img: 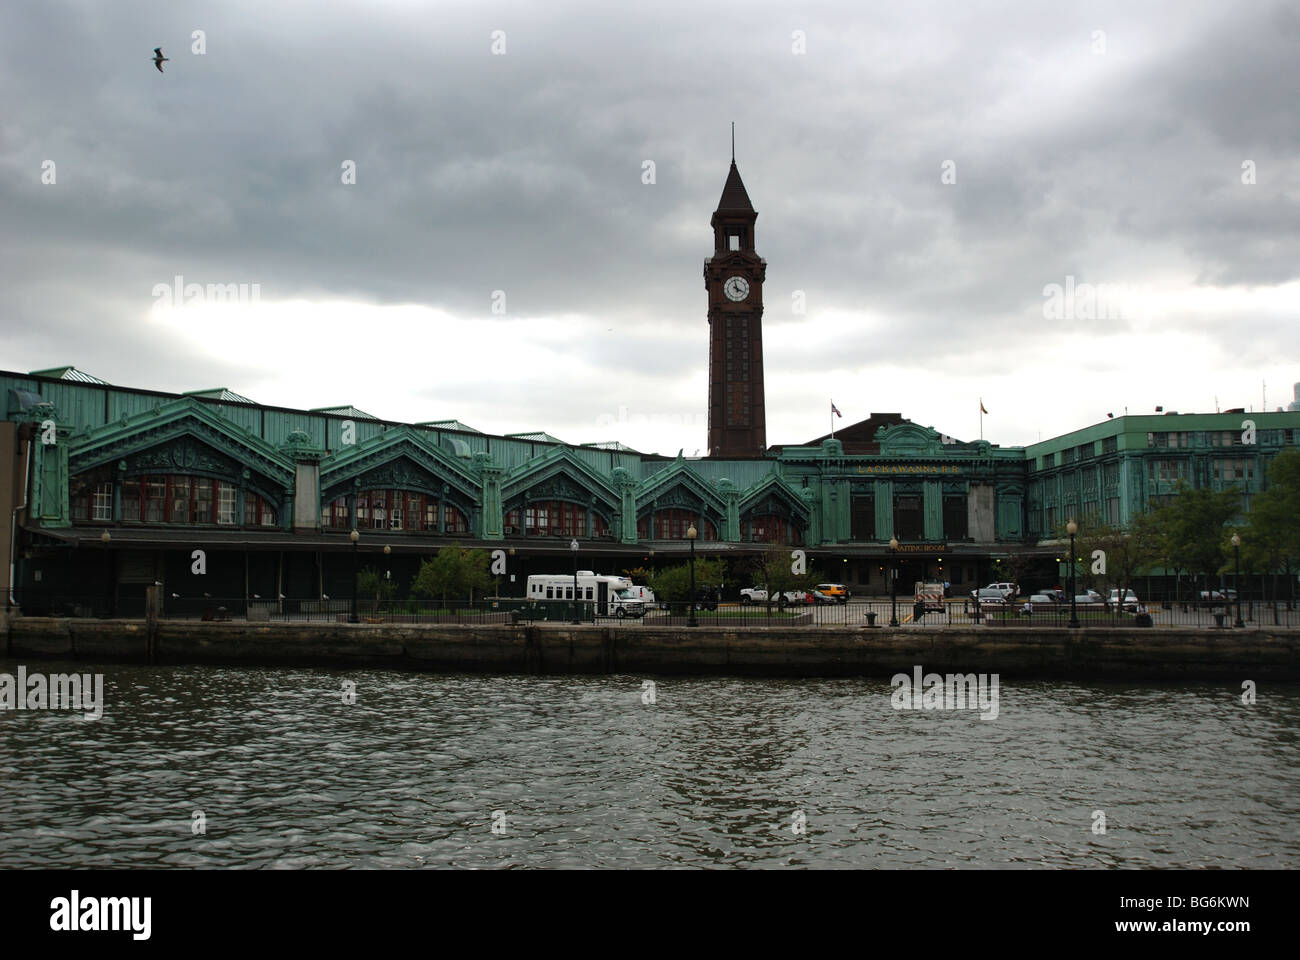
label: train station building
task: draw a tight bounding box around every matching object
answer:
[4,159,1299,613]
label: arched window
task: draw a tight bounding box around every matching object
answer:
[321,490,468,534]
[747,515,801,545]
[503,501,610,538]
[105,475,276,526]
[637,510,717,540]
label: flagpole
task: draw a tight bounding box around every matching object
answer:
[979,398,983,441]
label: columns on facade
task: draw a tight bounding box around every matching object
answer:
[922,479,942,541]
[719,478,740,541]
[32,424,70,528]
[280,431,323,534]
[612,468,638,544]
[476,453,503,540]
[873,479,893,542]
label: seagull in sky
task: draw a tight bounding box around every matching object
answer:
[152,47,169,73]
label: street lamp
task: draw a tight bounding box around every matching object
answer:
[888,537,899,626]
[349,528,360,623]
[1067,520,1079,628]
[100,529,113,617]
[570,537,580,623]
[687,524,698,627]
[1232,532,1244,628]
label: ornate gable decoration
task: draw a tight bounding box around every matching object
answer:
[126,436,238,478]
[875,422,945,458]
[525,473,589,503]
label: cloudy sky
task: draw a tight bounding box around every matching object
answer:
[2,0,1297,455]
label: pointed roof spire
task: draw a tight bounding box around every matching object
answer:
[715,160,755,214]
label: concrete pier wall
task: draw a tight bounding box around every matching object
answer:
[4,617,1299,680]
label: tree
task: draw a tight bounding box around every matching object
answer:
[1074,516,1160,608]
[411,543,495,607]
[648,557,727,602]
[1242,450,1300,608]
[745,543,822,610]
[356,565,398,615]
[1159,483,1241,598]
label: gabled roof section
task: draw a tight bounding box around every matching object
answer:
[184,388,257,404]
[499,445,619,504]
[418,419,482,434]
[29,366,109,384]
[66,396,295,483]
[312,405,379,420]
[582,440,642,453]
[715,161,755,214]
[507,431,565,444]
[318,425,480,500]
[635,458,728,515]
[737,471,811,518]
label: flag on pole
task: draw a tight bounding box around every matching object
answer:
[980,400,988,414]
[831,402,842,418]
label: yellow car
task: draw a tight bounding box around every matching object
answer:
[813,583,849,604]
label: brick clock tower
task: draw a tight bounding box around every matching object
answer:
[704,157,767,457]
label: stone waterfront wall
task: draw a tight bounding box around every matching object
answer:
[4,617,1299,680]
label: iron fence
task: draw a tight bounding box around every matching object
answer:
[7,591,1300,628]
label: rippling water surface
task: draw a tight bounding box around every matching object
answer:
[2,659,1297,868]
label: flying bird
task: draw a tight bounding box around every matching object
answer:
[153,47,169,73]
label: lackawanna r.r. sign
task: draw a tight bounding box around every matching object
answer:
[857,464,962,474]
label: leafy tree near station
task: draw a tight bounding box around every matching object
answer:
[1073,515,1160,606]
[1156,483,1241,599]
[1240,450,1300,607]
[411,542,495,607]
[745,543,822,610]
[357,566,398,615]
[649,557,728,602]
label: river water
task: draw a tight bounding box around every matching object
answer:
[2,659,1296,869]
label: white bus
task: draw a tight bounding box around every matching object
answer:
[525,571,646,618]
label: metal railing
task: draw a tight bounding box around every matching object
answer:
[7,592,1300,628]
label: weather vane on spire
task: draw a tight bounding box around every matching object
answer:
[731,122,735,163]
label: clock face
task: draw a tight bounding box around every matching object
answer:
[723,276,750,302]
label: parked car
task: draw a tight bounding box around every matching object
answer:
[971,582,1019,601]
[1198,589,1227,602]
[813,583,850,604]
[739,587,808,605]
[1074,593,1103,606]
[1106,589,1140,612]
[1027,593,1058,604]
[624,585,658,609]
[693,585,721,611]
[971,588,1007,605]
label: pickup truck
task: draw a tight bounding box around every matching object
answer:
[740,587,809,605]
[970,582,1018,601]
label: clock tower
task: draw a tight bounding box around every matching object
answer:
[704,158,767,457]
